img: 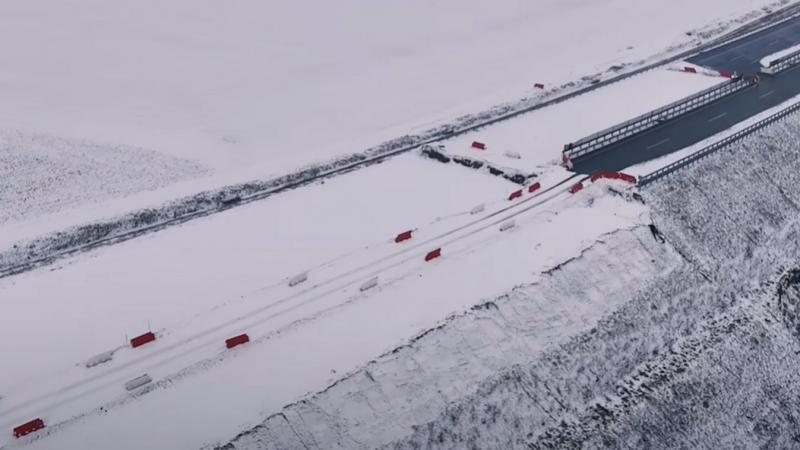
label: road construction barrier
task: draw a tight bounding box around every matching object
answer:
[85,350,114,368]
[569,182,584,194]
[395,230,413,243]
[469,204,486,215]
[125,374,152,391]
[562,77,757,162]
[471,141,486,150]
[13,419,45,439]
[508,189,523,201]
[288,272,308,287]
[130,331,156,348]
[528,182,541,193]
[425,248,442,262]
[499,220,516,232]
[590,171,636,184]
[226,334,250,349]
[360,276,379,292]
[683,66,697,73]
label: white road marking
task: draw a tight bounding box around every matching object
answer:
[760,90,776,99]
[646,138,670,150]
[708,112,728,123]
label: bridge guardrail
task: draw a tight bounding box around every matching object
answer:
[563,76,757,162]
[638,101,800,186]
[762,47,800,74]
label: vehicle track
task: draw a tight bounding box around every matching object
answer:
[0,173,584,436]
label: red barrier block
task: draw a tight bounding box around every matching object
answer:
[719,70,733,78]
[591,171,636,184]
[590,171,619,182]
[395,230,413,243]
[534,83,545,89]
[225,334,250,349]
[508,189,523,201]
[528,182,541,194]
[14,418,44,438]
[424,248,441,262]
[471,141,486,150]
[683,66,697,73]
[568,182,584,194]
[130,331,156,348]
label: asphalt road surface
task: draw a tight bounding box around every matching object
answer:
[572,15,800,174]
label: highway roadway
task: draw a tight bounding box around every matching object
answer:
[572,15,800,174]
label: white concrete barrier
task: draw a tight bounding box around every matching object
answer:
[289,272,308,287]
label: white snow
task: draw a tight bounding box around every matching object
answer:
[0,0,787,232]
[760,42,800,67]
[1,1,796,448]
[1,172,648,450]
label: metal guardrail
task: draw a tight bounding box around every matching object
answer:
[637,101,800,186]
[563,77,757,161]
[762,47,800,73]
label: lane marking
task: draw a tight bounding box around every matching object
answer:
[760,90,775,99]
[708,112,728,123]
[646,138,670,150]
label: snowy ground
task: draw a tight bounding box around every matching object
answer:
[3,1,800,448]
[0,158,648,449]
[219,104,800,450]
[0,0,791,239]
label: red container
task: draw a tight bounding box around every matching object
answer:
[568,182,584,194]
[528,182,541,193]
[719,70,733,78]
[130,331,156,348]
[508,190,523,201]
[394,230,413,243]
[471,141,486,150]
[225,334,250,349]
[14,418,44,438]
[683,66,697,73]
[424,248,442,262]
[618,173,637,184]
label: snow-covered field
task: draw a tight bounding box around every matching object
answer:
[0,159,648,449]
[3,1,800,449]
[0,0,791,236]
[220,107,800,449]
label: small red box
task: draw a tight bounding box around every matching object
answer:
[528,182,541,193]
[395,230,413,243]
[14,418,45,438]
[508,190,523,201]
[471,141,486,150]
[225,334,250,349]
[424,248,441,262]
[130,331,156,348]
